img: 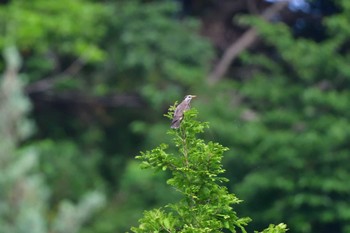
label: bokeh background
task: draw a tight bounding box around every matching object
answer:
[1,0,350,232]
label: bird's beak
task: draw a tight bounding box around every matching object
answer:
[191,95,197,98]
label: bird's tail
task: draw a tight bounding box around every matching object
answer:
[170,120,180,129]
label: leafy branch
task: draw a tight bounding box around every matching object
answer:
[131,106,287,233]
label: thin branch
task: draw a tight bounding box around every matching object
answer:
[208,1,289,84]
[29,91,146,108]
[25,57,86,94]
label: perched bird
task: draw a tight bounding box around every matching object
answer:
[171,95,196,129]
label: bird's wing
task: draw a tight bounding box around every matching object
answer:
[173,105,183,118]
[171,102,191,128]
[173,102,189,118]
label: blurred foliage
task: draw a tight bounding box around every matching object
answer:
[37,139,105,203]
[0,45,46,233]
[0,0,106,62]
[0,0,215,231]
[83,160,180,233]
[0,45,104,233]
[1,0,350,232]
[102,0,213,107]
[197,1,350,233]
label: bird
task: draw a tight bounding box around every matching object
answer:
[171,95,196,129]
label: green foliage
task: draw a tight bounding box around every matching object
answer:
[209,2,350,233]
[51,191,105,233]
[0,1,216,231]
[0,45,104,233]
[106,0,213,106]
[86,161,181,233]
[256,224,288,233]
[6,0,350,232]
[131,107,287,233]
[37,139,105,203]
[0,0,106,62]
